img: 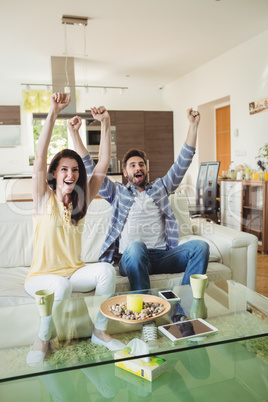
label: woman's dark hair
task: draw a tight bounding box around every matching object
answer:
[47,149,88,226]
[122,149,147,170]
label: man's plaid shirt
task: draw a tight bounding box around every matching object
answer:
[82,142,195,263]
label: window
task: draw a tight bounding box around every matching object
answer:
[33,119,68,164]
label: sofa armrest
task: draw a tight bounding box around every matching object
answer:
[191,218,258,290]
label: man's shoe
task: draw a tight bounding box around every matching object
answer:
[91,334,126,351]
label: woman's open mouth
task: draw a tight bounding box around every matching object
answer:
[64,180,74,186]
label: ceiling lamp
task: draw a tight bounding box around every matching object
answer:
[62,15,88,26]
[21,83,128,91]
[21,15,128,96]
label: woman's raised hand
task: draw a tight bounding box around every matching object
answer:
[51,93,71,114]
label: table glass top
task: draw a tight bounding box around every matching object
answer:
[1,280,268,382]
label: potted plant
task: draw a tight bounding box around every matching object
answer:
[256,143,268,180]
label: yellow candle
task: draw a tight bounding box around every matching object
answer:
[127,295,143,312]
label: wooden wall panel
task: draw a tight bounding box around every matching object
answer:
[144,111,174,181]
[107,110,173,181]
[114,111,145,163]
[0,106,21,125]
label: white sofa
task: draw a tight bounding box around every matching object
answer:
[0,193,258,347]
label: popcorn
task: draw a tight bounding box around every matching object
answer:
[108,301,164,321]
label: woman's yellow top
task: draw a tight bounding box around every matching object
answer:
[26,191,85,281]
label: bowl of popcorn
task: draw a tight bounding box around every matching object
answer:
[100,294,171,323]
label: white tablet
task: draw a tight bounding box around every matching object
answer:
[158,318,218,342]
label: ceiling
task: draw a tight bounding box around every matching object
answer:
[1,0,268,90]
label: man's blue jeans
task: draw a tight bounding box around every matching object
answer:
[119,240,209,291]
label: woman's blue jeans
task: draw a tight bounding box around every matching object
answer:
[119,240,210,291]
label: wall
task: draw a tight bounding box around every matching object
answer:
[164,29,268,187]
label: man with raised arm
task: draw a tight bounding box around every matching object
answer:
[70,108,209,292]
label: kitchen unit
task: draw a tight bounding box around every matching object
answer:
[86,118,119,173]
[0,109,174,201]
[33,109,174,180]
[0,173,123,203]
[0,106,21,147]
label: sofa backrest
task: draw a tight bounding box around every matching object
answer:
[169,191,193,238]
[0,202,34,267]
[81,199,113,262]
[0,192,193,267]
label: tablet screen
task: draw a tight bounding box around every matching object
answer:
[160,319,217,340]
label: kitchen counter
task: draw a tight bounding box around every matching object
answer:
[1,172,123,179]
[1,173,123,203]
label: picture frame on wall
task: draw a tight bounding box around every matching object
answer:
[249,97,268,115]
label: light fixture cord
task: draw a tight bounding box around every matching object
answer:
[83,25,88,88]
[83,25,87,57]
[64,23,70,87]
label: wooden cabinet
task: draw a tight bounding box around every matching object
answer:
[144,111,173,181]
[109,110,174,181]
[220,179,268,253]
[114,111,145,165]
[242,181,268,253]
[0,106,21,125]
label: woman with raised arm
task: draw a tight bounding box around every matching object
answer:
[25,93,125,367]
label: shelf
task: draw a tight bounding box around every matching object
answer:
[243,226,262,235]
[243,205,263,211]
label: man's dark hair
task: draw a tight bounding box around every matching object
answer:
[122,149,147,170]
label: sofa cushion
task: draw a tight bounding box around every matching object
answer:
[178,234,223,263]
[0,267,33,306]
[0,261,231,308]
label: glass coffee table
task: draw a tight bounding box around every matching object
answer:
[0,280,267,401]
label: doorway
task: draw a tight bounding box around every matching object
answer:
[216,105,231,174]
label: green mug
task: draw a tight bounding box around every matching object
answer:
[35,289,54,317]
[190,274,208,299]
